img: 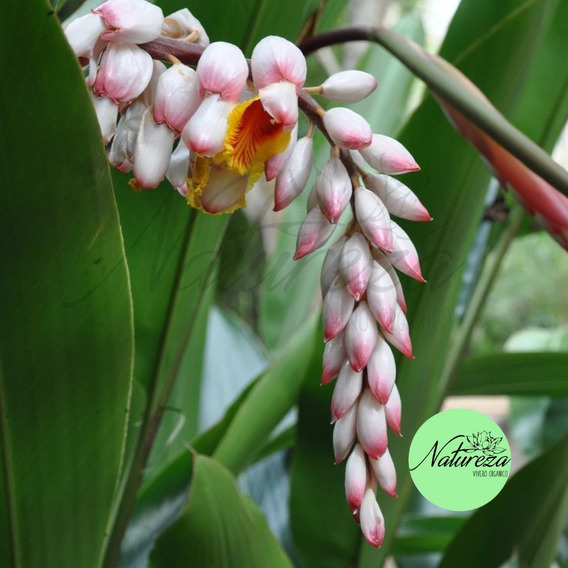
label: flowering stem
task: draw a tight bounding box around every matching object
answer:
[298,27,568,198]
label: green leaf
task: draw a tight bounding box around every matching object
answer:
[449,352,568,396]
[440,433,568,568]
[0,0,133,566]
[118,317,316,565]
[213,314,318,473]
[151,454,292,568]
[354,1,567,565]
[393,515,467,555]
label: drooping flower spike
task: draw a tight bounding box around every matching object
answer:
[64,1,431,547]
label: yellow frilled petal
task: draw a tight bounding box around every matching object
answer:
[221,96,291,176]
[185,96,292,214]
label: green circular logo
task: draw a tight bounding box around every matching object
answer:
[408,409,511,511]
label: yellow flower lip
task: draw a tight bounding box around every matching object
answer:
[222,96,291,177]
[186,95,293,214]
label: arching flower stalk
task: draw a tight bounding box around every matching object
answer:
[65,0,431,548]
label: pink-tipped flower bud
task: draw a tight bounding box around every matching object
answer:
[368,449,397,498]
[161,8,209,47]
[359,134,419,175]
[344,302,378,372]
[182,94,234,157]
[200,167,249,214]
[333,403,357,464]
[323,277,355,342]
[357,389,388,460]
[372,249,407,313]
[265,123,297,181]
[385,385,402,436]
[321,332,346,385]
[258,81,298,130]
[354,187,393,252]
[331,362,362,422]
[366,261,397,332]
[321,237,346,297]
[251,36,307,89]
[133,108,175,189]
[360,488,385,548]
[323,108,373,150]
[196,42,248,103]
[293,207,336,260]
[64,12,107,58]
[166,140,190,196]
[153,63,200,133]
[365,173,431,222]
[90,92,118,145]
[93,43,153,103]
[367,336,396,405]
[95,0,164,44]
[339,232,372,301]
[345,444,368,510]
[382,304,413,359]
[320,70,377,103]
[274,135,314,211]
[385,221,425,282]
[316,156,352,223]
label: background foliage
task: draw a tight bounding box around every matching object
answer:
[1,0,567,567]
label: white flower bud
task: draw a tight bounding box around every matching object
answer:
[321,332,346,385]
[365,173,431,222]
[251,36,307,89]
[258,81,298,130]
[322,277,355,342]
[357,389,387,460]
[95,0,164,44]
[339,232,372,301]
[360,488,385,548]
[331,362,362,422]
[166,140,190,196]
[153,63,200,133]
[345,444,367,510]
[182,94,234,157]
[133,108,175,189]
[316,156,352,223]
[274,136,314,211]
[385,221,425,282]
[368,449,397,498]
[382,304,413,359]
[372,249,407,313]
[367,336,396,405]
[320,70,377,103]
[196,42,248,103]
[344,301,378,372]
[93,43,153,103]
[385,385,402,436]
[265,123,297,181]
[359,134,419,175]
[354,187,393,252]
[333,402,357,464]
[323,108,373,150]
[294,206,336,260]
[366,261,397,332]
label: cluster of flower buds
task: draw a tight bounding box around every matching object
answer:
[65,0,430,548]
